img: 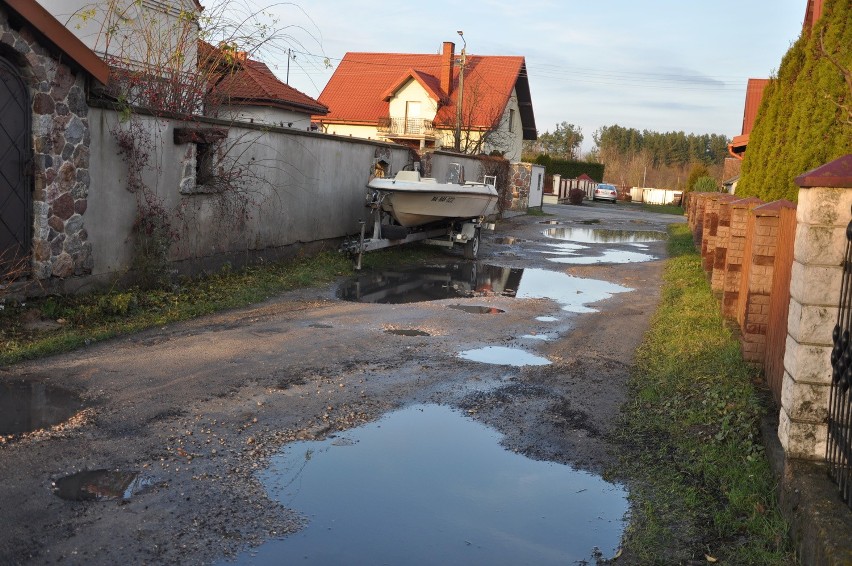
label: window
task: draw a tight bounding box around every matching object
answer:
[196,143,215,186]
[508,109,516,133]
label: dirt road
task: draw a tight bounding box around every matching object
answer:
[0,202,684,565]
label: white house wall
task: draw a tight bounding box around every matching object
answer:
[220,106,314,130]
[388,79,439,121]
[36,0,199,74]
[325,123,381,141]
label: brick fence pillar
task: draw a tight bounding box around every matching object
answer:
[701,194,737,275]
[722,197,763,319]
[780,155,852,460]
[691,193,710,248]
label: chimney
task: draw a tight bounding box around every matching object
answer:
[440,41,454,97]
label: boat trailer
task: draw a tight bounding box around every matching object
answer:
[341,196,495,269]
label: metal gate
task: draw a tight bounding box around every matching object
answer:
[828,214,852,510]
[0,55,31,275]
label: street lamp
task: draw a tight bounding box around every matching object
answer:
[454,30,466,152]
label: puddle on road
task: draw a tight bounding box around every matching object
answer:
[544,227,666,244]
[225,404,626,565]
[521,333,554,341]
[0,380,84,435]
[339,263,631,313]
[516,267,632,314]
[338,262,521,304]
[385,328,431,337]
[536,316,559,322]
[459,346,551,366]
[308,323,333,329]
[52,470,150,501]
[539,220,561,225]
[547,249,657,265]
[447,304,505,315]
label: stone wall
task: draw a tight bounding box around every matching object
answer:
[509,162,531,211]
[0,7,93,279]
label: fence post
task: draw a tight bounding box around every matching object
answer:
[722,198,763,320]
[780,156,852,460]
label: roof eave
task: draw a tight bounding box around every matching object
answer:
[3,0,110,84]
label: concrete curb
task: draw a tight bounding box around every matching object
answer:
[762,415,852,565]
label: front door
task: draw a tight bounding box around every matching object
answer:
[0,55,30,275]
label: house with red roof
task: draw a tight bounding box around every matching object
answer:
[315,41,536,162]
[209,55,328,128]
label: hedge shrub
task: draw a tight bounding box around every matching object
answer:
[738,0,852,202]
[533,155,605,182]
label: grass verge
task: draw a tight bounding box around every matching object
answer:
[615,223,794,564]
[0,245,440,366]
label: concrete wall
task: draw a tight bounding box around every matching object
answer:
[83,107,411,281]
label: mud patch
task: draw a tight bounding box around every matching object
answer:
[0,380,85,435]
[52,470,151,502]
[384,329,431,337]
[494,236,518,245]
[447,305,505,315]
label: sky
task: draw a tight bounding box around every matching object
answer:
[219,0,807,153]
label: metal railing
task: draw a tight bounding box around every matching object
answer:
[828,213,852,510]
[377,117,436,138]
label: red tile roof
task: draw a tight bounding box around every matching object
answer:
[213,58,328,115]
[316,49,536,138]
[741,78,770,135]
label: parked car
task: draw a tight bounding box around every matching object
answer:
[593,183,618,203]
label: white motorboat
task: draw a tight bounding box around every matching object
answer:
[367,166,498,228]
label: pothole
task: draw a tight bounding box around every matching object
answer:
[384,329,431,337]
[447,305,505,315]
[52,470,151,502]
[0,380,85,436]
[494,236,518,245]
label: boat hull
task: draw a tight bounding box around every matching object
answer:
[368,178,498,228]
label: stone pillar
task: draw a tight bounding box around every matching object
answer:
[722,197,763,319]
[712,199,736,292]
[690,193,710,246]
[780,155,852,460]
[701,194,737,275]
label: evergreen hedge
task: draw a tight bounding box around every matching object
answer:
[532,155,605,182]
[738,0,852,202]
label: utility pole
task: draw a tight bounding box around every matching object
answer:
[454,30,466,152]
[286,48,295,84]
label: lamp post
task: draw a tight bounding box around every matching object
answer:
[454,30,466,152]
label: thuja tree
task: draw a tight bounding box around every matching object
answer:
[738,0,852,202]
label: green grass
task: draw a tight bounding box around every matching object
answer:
[524,207,551,217]
[631,202,686,216]
[0,245,441,366]
[615,224,794,564]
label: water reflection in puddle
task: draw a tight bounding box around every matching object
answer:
[548,249,657,265]
[53,470,150,501]
[459,346,551,366]
[544,227,666,243]
[339,263,631,313]
[385,329,431,337]
[539,220,561,225]
[227,404,626,565]
[447,305,505,315]
[536,316,559,322]
[517,267,632,314]
[521,333,554,341]
[0,380,84,435]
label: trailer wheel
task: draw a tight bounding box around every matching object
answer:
[381,224,408,240]
[463,228,480,260]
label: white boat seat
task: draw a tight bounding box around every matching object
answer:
[394,170,421,182]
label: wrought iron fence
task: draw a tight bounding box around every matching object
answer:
[828,216,852,510]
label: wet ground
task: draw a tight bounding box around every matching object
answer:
[0,202,685,565]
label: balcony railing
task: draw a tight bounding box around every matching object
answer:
[377,117,436,139]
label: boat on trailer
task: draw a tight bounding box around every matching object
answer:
[367,167,498,228]
[341,163,498,268]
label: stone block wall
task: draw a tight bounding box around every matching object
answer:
[712,199,735,292]
[0,7,93,279]
[780,177,852,460]
[509,162,531,211]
